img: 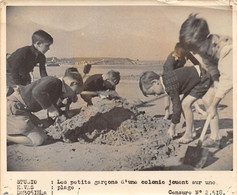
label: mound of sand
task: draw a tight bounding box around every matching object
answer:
[44,98,180,170]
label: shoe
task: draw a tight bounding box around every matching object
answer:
[202,138,220,148]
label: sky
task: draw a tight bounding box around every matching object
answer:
[6,5,232,60]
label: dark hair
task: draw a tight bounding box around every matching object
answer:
[64,67,79,76]
[64,67,83,88]
[32,30,53,44]
[106,70,120,85]
[179,13,210,52]
[83,64,92,75]
[139,71,160,97]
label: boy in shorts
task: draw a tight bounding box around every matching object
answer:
[179,14,232,147]
[139,65,212,143]
[7,30,53,96]
[7,68,83,146]
[163,42,206,119]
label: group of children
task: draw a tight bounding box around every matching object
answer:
[6,30,120,146]
[7,14,232,149]
[140,14,232,147]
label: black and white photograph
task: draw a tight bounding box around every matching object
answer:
[1,1,236,194]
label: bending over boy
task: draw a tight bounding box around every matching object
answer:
[7,68,83,146]
[139,65,212,143]
[80,70,120,106]
[179,14,232,147]
[163,42,206,119]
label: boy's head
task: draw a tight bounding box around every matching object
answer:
[62,67,84,99]
[32,30,53,54]
[179,13,210,53]
[103,70,120,87]
[139,71,164,97]
[174,42,188,58]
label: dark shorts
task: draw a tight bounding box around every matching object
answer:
[189,69,213,99]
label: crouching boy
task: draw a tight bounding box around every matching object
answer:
[80,70,120,106]
[7,69,83,146]
[139,65,212,143]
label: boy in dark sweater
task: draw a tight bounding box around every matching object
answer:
[7,30,53,96]
[139,65,212,143]
[163,42,206,119]
[80,70,120,106]
[7,69,83,146]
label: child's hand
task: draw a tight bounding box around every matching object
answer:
[167,123,176,139]
[107,90,119,98]
[71,95,78,103]
[97,91,108,99]
[47,105,60,119]
[97,90,119,100]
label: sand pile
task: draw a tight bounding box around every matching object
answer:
[44,98,180,170]
[45,98,171,144]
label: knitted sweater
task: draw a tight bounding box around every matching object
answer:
[162,66,200,124]
[18,76,62,112]
[7,45,48,85]
[83,74,115,91]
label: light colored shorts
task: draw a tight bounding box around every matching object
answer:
[7,92,37,135]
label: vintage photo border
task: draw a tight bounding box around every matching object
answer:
[1,0,237,194]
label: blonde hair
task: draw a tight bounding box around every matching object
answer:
[139,71,160,96]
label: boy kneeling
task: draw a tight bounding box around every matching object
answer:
[139,65,212,143]
[7,68,83,146]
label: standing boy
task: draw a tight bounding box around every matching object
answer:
[7,30,53,96]
[139,65,212,143]
[179,14,232,147]
[7,69,83,146]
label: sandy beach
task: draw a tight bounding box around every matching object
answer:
[7,65,233,171]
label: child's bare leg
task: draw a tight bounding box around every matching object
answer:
[179,95,197,143]
[202,87,220,141]
[7,127,47,146]
[191,123,196,137]
[164,96,170,119]
[194,101,207,116]
[209,115,220,140]
[7,135,33,145]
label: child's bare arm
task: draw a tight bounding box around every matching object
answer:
[30,72,34,82]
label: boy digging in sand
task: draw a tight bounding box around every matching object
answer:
[179,14,232,147]
[163,42,206,119]
[7,68,83,146]
[139,65,212,143]
[80,70,120,106]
